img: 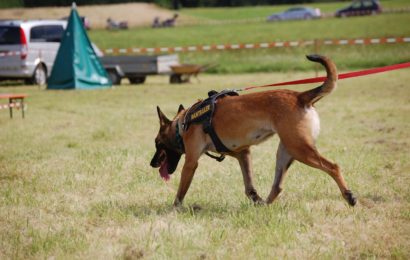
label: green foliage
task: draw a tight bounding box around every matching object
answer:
[12,0,410,8]
[21,0,166,7]
[0,0,23,8]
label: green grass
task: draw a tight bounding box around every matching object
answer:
[90,13,410,48]
[89,12,410,73]
[1,70,410,258]
[181,44,410,73]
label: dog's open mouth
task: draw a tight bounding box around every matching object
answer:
[150,147,182,181]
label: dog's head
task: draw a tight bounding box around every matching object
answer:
[150,105,184,181]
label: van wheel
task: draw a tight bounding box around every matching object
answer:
[32,64,47,85]
[107,70,121,85]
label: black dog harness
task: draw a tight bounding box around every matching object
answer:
[180,89,239,161]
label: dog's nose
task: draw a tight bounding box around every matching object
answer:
[150,151,160,168]
[150,158,158,167]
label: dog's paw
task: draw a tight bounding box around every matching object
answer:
[254,199,266,206]
[344,190,357,207]
[247,190,264,204]
[173,199,183,208]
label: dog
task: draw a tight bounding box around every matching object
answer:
[150,54,357,207]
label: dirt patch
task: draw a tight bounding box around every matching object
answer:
[0,3,177,29]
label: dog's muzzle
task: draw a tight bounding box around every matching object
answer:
[150,146,182,175]
[150,149,165,168]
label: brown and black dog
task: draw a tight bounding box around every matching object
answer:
[150,54,357,207]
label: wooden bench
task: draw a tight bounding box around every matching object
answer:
[0,93,27,118]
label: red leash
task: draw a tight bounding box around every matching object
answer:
[240,61,410,91]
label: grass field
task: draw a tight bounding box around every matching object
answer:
[89,12,410,73]
[1,1,410,258]
[1,69,409,258]
[90,13,410,48]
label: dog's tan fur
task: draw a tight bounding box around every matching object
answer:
[152,55,356,207]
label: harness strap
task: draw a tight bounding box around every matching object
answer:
[175,121,185,153]
[181,89,239,162]
[203,89,238,154]
[177,119,225,162]
[203,120,231,153]
[205,152,225,162]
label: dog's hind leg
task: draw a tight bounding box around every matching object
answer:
[235,149,264,204]
[266,142,294,204]
[284,141,357,206]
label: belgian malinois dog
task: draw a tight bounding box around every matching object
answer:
[150,55,357,207]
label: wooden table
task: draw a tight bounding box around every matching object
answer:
[0,93,27,118]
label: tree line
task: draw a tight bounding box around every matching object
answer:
[19,0,349,8]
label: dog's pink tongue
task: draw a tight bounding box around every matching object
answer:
[159,159,170,181]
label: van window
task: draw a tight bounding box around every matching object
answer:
[30,25,64,43]
[0,26,20,45]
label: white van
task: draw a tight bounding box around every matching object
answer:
[0,20,67,85]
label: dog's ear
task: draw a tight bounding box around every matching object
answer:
[178,104,185,113]
[157,106,171,126]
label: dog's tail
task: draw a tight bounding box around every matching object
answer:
[298,54,338,106]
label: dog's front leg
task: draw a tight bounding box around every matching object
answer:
[173,156,199,207]
[174,127,206,207]
[236,149,264,204]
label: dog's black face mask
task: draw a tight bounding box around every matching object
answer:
[150,106,183,180]
[150,143,182,174]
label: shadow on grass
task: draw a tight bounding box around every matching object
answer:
[88,198,270,221]
[0,80,27,87]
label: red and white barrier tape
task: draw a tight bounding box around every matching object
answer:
[103,36,410,55]
[0,102,22,110]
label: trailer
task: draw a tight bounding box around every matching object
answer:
[100,54,179,85]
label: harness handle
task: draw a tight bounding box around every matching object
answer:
[205,152,225,162]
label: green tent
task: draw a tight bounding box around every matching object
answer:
[47,3,111,90]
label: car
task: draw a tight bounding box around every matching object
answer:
[0,20,67,85]
[335,0,382,17]
[267,7,321,22]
